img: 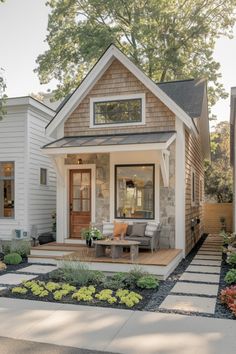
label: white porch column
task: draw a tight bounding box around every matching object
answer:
[50,155,66,243]
[175,117,186,255]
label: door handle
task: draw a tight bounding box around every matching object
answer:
[70,203,73,212]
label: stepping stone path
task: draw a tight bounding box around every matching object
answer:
[159,234,223,315]
[17,265,57,274]
[0,264,57,288]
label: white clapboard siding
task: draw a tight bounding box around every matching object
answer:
[28,109,56,235]
[0,111,28,239]
[0,99,56,240]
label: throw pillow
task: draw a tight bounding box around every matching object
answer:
[126,224,133,236]
[113,222,128,238]
[130,223,147,237]
[103,222,114,236]
[145,222,160,237]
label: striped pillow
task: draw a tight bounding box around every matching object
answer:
[145,222,160,237]
[102,222,114,236]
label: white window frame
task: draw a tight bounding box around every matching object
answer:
[191,167,196,207]
[90,93,146,128]
[40,167,48,186]
[0,161,15,219]
[199,176,204,205]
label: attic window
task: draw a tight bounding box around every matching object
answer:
[90,94,145,127]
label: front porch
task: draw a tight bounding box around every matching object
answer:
[28,242,183,279]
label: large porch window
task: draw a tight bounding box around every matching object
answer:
[0,162,15,218]
[115,164,154,219]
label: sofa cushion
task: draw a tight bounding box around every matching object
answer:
[125,236,150,246]
[145,222,160,237]
[102,222,114,236]
[130,223,146,237]
[113,221,128,238]
[126,224,133,236]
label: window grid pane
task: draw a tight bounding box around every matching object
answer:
[115,165,154,219]
[0,162,14,218]
[94,99,142,125]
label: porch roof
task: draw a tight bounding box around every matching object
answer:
[43,131,176,150]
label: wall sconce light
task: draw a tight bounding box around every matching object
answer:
[77,158,83,164]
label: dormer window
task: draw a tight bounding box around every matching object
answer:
[90,94,145,128]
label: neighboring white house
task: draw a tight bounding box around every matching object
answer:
[0,96,56,240]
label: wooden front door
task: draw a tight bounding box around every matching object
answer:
[69,169,91,238]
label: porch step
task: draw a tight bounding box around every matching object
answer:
[28,255,59,265]
[30,249,73,257]
[30,243,86,257]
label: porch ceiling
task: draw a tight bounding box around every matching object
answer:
[42,131,176,154]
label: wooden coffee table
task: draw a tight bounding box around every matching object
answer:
[93,240,140,261]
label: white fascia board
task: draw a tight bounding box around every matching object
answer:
[42,136,176,156]
[46,45,197,136]
[6,97,55,117]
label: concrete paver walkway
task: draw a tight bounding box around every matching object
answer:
[160,234,223,315]
[0,297,235,354]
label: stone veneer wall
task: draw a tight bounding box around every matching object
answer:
[159,142,175,248]
[65,153,110,223]
[65,148,176,248]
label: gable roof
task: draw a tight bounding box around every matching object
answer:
[157,79,205,119]
[46,44,200,137]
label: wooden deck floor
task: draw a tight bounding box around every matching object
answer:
[31,243,182,267]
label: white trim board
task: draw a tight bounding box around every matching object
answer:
[46,45,197,137]
[89,93,146,128]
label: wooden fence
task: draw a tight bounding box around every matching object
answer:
[203,203,233,234]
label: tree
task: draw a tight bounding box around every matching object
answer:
[0,68,7,120]
[204,121,233,203]
[36,0,236,103]
[0,0,6,120]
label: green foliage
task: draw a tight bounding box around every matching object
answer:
[136,275,159,289]
[224,269,236,284]
[4,253,22,265]
[220,230,234,245]
[227,253,236,267]
[0,67,7,121]
[81,226,103,241]
[102,272,126,290]
[45,282,61,292]
[11,287,28,295]
[205,121,233,203]
[124,266,148,288]
[72,286,96,301]
[56,260,104,286]
[2,240,30,258]
[116,289,143,307]
[53,289,69,301]
[35,0,236,106]
[95,289,117,304]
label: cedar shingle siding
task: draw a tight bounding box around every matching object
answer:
[64,59,175,136]
[185,129,204,254]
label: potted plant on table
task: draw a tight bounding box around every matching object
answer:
[81,226,103,247]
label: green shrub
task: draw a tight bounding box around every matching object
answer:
[57,260,104,286]
[116,289,143,307]
[72,286,96,302]
[54,289,70,301]
[102,273,126,290]
[124,266,148,288]
[11,287,28,294]
[136,275,159,289]
[95,289,117,304]
[225,269,236,284]
[3,241,30,258]
[4,253,22,265]
[45,282,61,292]
[227,253,236,267]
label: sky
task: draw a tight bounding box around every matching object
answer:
[0,0,236,128]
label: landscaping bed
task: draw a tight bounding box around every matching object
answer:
[0,263,158,310]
